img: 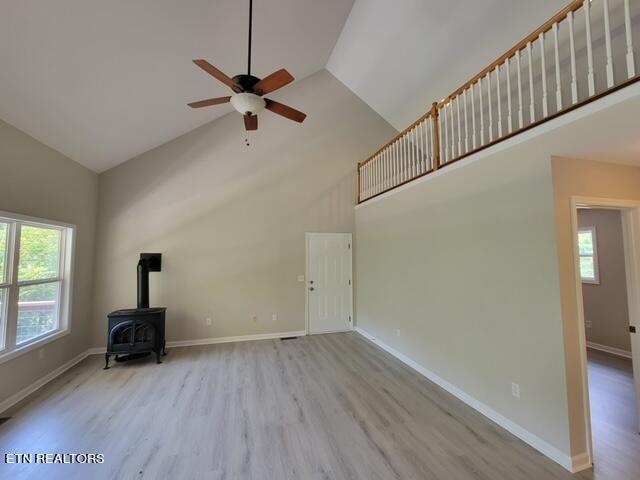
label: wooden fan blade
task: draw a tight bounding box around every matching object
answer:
[265,99,306,123]
[253,69,294,95]
[244,114,258,131]
[193,59,242,92]
[188,96,231,108]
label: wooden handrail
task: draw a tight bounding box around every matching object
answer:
[437,0,585,107]
[358,0,638,204]
[360,108,436,168]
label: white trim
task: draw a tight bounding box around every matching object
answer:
[587,341,632,359]
[165,330,307,348]
[577,225,600,284]
[0,329,70,365]
[0,347,89,414]
[356,81,640,210]
[571,196,640,450]
[354,327,588,473]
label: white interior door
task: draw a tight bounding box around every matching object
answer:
[307,233,353,334]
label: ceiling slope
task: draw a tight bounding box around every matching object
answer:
[328,0,567,131]
[0,0,354,172]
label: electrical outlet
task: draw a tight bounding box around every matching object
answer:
[396,329,401,337]
[252,316,257,323]
[586,320,592,329]
[511,382,520,399]
[38,348,45,360]
[272,313,277,322]
[205,317,212,326]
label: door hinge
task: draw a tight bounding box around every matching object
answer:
[348,279,351,285]
[349,315,352,323]
[348,243,351,249]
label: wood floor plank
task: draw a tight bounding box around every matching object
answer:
[0,333,625,479]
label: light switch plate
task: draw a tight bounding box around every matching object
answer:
[297,275,305,282]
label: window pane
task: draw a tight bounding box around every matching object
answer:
[0,222,8,283]
[17,282,60,344]
[578,231,594,256]
[18,225,61,281]
[0,287,7,349]
[580,256,595,280]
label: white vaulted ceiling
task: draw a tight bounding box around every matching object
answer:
[0,0,354,172]
[327,0,567,131]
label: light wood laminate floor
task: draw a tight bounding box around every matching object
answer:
[0,333,600,479]
[587,348,640,479]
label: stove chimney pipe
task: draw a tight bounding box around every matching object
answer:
[136,253,162,309]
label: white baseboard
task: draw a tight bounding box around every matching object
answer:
[586,341,632,359]
[166,330,307,348]
[0,330,307,415]
[355,327,589,473]
[0,349,91,414]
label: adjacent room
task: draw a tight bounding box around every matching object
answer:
[1,1,640,479]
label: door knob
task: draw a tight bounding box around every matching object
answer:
[309,287,314,291]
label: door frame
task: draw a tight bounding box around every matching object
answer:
[570,196,640,467]
[305,232,354,335]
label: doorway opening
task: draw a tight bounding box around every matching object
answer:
[571,197,640,476]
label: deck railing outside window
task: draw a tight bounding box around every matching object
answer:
[358,0,640,203]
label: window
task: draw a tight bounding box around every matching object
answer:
[578,226,599,284]
[0,212,74,361]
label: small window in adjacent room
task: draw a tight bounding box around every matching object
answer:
[0,212,74,362]
[578,226,599,284]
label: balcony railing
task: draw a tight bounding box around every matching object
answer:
[358,0,640,203]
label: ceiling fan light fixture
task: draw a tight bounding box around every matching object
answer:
[230,92,266,116]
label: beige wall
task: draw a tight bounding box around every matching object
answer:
[92,70,396,346]
[578,208,630,352]
[551,156,640,457]
[355,147,573,458]
[0,120,98,406]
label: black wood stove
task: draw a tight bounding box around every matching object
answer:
[104,253,166,369]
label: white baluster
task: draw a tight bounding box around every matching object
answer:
[404,134,409,181]
[364,163,368,199]
[487,72,493,142]
[568,11,578,104]
[527,41,535,123]
[420,120,427,173]
[382,149,387,190]
[539,32,548,117]
[374,156,378,194]
[506,56,513,134]
[471,82,477,149]
[463,89,469,153]
[585,0,596,96]
[624,0,636,78]
[479,79,484,146]
[496,65,503,137]
[456,96,462,157]
[450,101,455,159]
[553,22,562,111]
[429,117,435,170]
[443,104,449,163]
[603,0,614,88]
[411,127,417,178]
[516,49,524,129]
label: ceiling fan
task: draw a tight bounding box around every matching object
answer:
[188,0,307,131]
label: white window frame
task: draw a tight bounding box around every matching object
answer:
[578,226,600,285]
[0,211,75,364]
